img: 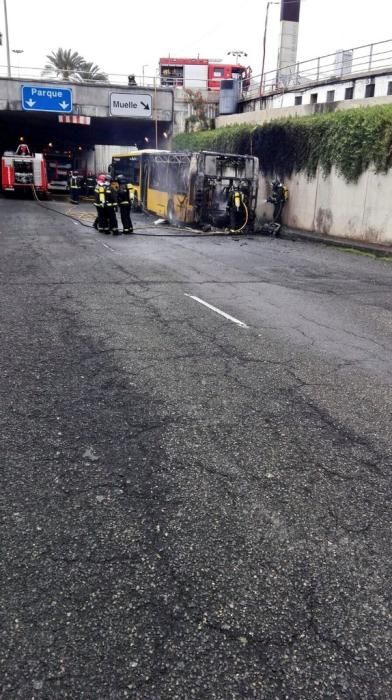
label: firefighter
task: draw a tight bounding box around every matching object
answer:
[267,177,288,224]
[86,173,96,197]
[105,176,120,235]
[116,174,134,233]
[69,170,81,204]
[227,179,248,232]
[94,174,107,232]
[16,143,31,156]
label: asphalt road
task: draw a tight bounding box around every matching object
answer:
[1,198,391,699]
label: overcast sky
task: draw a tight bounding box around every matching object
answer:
[1,0,392,80]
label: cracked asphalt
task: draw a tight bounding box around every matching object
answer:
[1,197,391,699]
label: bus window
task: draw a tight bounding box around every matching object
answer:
[133,163,140,185]
[149,159,167,191]
[167,162,188,195]
[111,156,141,185]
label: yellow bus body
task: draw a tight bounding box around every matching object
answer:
[146,188,194,223]
[111,150,194,224]
[111,149,259,230]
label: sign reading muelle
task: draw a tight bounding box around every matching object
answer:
[109,92,152,118]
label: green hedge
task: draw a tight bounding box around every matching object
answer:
[173,105,392,182]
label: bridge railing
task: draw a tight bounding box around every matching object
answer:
[0,65,161,87]
[247,38,392,99]
[2,39,392,100]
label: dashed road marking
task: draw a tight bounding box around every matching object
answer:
[185,293,248,329]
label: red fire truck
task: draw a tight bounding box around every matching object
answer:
[159,57,251,91]
[1,143,48,194]
[42,150,73,193]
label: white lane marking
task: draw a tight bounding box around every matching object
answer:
[72,221,79,226]
[185,294,248,329]
[100,241,118,252]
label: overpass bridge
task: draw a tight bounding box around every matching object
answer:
[0,76,174,156]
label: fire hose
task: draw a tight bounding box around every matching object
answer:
[229,201,249,234]
[31,186,251,238]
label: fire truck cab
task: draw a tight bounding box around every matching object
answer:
[159,57,251,91]
[1,143,48,194]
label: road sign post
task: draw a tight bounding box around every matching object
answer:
[21,85,73,113]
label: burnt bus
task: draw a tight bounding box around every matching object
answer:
[111,149,259,233]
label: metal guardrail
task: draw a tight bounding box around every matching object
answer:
[247,38,392,99]
[1,39,392,100]
[0,66,160,88]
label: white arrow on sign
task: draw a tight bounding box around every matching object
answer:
[26,99,36,107]
[59,101,69,110]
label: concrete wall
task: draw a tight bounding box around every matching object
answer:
[172,88,219,136]
[0,77,222,137]
[216,94,392,128]
[87,145,137,174]
[257,167,392,246]
[240,68,392,114]
[266,77,392,110]
[0,77,173,122]
[218,101,392,246]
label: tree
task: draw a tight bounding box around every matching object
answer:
[42,48,84,80]
[78,61,108,83]
[42,49,108,82]
[184,89,211,133]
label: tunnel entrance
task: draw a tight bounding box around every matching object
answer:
[0,110,171,188]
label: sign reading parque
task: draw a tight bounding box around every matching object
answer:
[21,85,73,113]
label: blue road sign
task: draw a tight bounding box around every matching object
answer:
[21,85,73,114]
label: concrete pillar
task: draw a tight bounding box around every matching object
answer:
[277,0,301,82]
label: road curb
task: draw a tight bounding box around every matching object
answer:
[278,226,392,258]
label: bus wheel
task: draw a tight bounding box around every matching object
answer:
[167,200,176,225]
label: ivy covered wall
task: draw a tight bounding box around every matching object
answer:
[173,105,392,183]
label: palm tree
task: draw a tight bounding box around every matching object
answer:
[42,48,84,80]
[78,62,108,83]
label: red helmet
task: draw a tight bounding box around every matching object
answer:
[97,174,106,183]
[16,143,30,155]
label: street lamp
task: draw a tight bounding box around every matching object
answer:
[227,50,248,65]
[260,1,279,95]
[3,0,11,77]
